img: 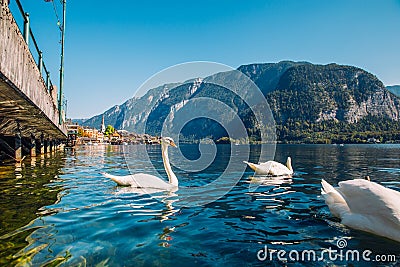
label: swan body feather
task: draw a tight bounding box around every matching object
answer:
[321,179,400,242]
[101,172,176,190]
[244,157,293,176]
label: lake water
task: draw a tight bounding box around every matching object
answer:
[0,144,399,266]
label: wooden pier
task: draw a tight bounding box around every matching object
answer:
[0,0,67,161]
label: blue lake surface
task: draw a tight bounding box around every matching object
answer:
[0,144,399,266]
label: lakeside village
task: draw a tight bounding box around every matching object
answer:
[66,116,159,147]
[66,119,384,147]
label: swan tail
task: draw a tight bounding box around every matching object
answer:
[243,161,258,172]
[101,172,133,186]
[321,179,349,218]
[286,157,293,172]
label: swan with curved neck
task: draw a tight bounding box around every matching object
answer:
[161,137,178,186]
[244,157,293,176]
[101,137,178,190]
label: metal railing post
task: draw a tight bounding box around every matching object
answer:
[46,71,50,91]
[13,0,68,124]
[38,51,43,74]
[23,12,30,45]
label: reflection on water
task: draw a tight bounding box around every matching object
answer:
[248,175,293,185]
[0,144,399,266]
[0,152,66,266]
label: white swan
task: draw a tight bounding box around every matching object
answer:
[244,157,293,176]
[101,137,178,190]
[321,178,400,242]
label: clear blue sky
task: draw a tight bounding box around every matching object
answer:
[8,0,400,118]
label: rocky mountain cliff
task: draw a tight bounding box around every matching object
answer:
[266,64,399,124]
[81,61,400,143]
[82,82,181,133]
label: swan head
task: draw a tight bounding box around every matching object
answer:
[160,137,177,148]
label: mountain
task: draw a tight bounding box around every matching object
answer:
[82,82,181,132]
[71,118,87,125]
[268,64,399,124]
[387,85,400,97]
[81,61,400,143]
[263,64,400,143]
[237,61,310,95]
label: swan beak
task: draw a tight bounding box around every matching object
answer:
[170,141,177,147]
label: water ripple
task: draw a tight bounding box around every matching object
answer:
[0,144,399,266]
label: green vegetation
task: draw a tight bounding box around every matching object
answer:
[275,116,400,144]
[104,125,115,136]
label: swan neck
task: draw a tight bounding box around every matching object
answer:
[162,144,178,186]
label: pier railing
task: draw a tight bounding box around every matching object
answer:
[9,0,67,114]
[12,0,54,93]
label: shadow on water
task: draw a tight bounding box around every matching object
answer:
[0,152,66,266]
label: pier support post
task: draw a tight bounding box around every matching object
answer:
[15,132,22,162]
[40,134,45,155]
[30,134,36,157]
[48,139,52,153]
[51,140,56,153]
[44,139,49,154]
